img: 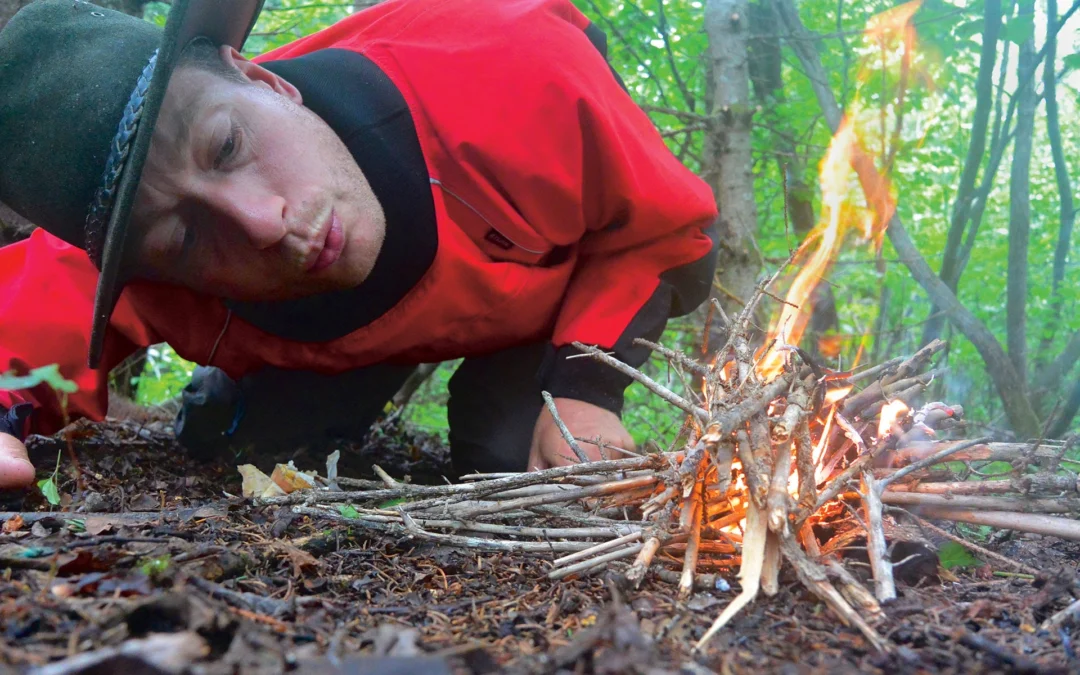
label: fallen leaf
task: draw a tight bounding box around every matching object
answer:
[271,462,318,494]
[277,542,319,577]
[238,464,285,499]
[2,515,24,533]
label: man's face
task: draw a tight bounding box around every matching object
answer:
[130,47,386,301]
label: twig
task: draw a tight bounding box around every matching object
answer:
[633,338,710,378]
[572,342,708,423]
[889,507,1039,576]
[679,483,704,599]
[625,536,663,589]
[552,531,644,567]
[548,543,644,580]
[777,535,888,652]
[879,437,993,488]
[861,469,896,602]
[695,501,770,649]
[372,465,398,488]
[913,508,1080,542]
[541,391,590,463]
[880,491,1080,514]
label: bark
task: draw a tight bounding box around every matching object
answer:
[703,0,761,314]
[920,0,1001,345]
[773,0,1042,440]
[1046,376,1080,439]
[1006,0,1036,388]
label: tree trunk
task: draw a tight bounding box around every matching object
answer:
[703,0,761,316]
[1033,0,1077,409]
[1006,0,1036,389]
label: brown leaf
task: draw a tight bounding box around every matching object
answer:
[277,542,318,577]
[2,514,24,533]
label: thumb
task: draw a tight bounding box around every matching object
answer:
[0,433,35,490]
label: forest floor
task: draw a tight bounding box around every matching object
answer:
[1,418,1078,674]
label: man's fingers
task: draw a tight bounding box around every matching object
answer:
[0,433,35,489]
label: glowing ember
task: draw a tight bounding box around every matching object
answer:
[824,385,854,406]
[878,400,910,438]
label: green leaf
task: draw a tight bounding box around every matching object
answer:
[377,498,407,509]
[1000,15,1034,45]
[337,504,361,519]
[139,554,173,578]
[1063,54,1080,71]
[0,364,78,394]
[37,477,60,506]
[938,541,982,569]
[953,19,983,39]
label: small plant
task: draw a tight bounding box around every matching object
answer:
[0,364,78,507]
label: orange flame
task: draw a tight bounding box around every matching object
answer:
[824,385,854,406]
[755,1,924,381]
[878,400,910,438]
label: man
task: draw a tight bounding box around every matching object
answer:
[0,0,718,489]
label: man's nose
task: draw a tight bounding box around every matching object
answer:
[209,187,288,250]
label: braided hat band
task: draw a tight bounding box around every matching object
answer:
[84,49,158,267]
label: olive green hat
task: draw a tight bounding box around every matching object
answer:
[0,0,264,367]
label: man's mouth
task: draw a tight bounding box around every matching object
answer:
[308,210,344,273]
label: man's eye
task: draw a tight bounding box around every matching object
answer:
[213,122,241,170]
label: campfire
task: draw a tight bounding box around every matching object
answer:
[244,1,1080,653]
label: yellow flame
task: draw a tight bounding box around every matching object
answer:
[878,400,910,438]
[755,2,925,381]
[824,385,854,406]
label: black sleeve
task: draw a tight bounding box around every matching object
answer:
[542,218,720,415]
[0,403,33,441]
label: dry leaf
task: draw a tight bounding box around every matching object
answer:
[238,464,285,499]
[270,462,317,494]
[2,514,24,533]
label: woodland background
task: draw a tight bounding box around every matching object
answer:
[1,0,1078,446]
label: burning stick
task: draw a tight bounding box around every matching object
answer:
[694,500,770,649]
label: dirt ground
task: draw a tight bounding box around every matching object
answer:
[1,418,1078,674]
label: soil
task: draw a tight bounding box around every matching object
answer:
[1,417,1078,674]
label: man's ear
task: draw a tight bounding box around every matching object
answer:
[219,45,303,104]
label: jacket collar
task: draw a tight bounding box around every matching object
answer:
[223,48,437,342]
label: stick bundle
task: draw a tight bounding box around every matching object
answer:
[260,280,1080,653]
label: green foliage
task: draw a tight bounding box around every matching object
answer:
[1000,14,1035,45]
[134,345,196,405]
[37,474,61,506]
[138,554,173,578]
[938,540,983,569]
[337,504,361,519]
[0,365,77,394]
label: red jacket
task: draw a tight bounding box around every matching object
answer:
[0,0,717,435]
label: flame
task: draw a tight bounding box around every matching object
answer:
[755,1,924,381]
[813,407,836,483]
[878,400,910,438]
[823,385,853,406]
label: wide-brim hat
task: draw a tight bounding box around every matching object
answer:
[0,0,264,367]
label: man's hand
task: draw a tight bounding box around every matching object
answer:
[0,433,34,489]
[527,397,634,470]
